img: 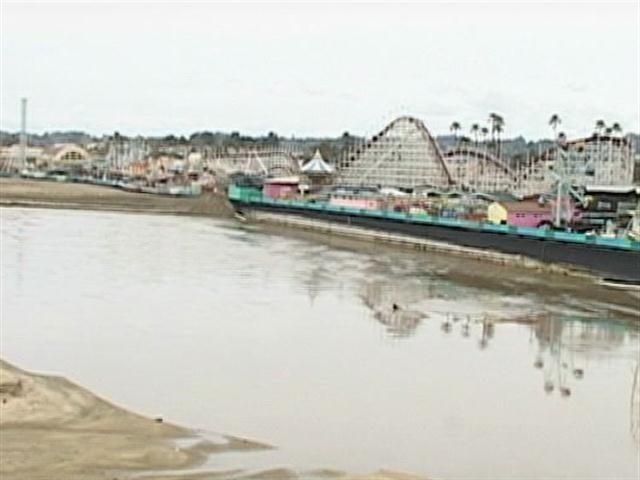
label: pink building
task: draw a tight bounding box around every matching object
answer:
[497,200,582,228]
[488,200,552,227]
[507,202,552,227]
[263,176,300,199]
[329,194,385,210]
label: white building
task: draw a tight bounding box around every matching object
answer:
[517,135,636,196]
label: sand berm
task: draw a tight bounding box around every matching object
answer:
[0,359,426,480]
[0,178,233,217]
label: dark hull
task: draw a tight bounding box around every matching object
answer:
[231,200,640,282]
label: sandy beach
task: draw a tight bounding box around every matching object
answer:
[0,360,426,480]
[0,178,233,217]
[0,359,271,479]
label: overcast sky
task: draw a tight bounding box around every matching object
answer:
[1,1,638,139]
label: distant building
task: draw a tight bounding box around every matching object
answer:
[519,135,636,195]
[487,200,552,227]
[555,135,634,185]
[329,192,386,211]
[0,143,92,171]
[300,149,334,191]
[0,145,45,170]
[144,153,183,176]
[45,143,91,164]
[127,160,150,176]
[577,185,640,230]
[263,176,300,199]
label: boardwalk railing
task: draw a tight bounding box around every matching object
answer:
[228,185,640,252]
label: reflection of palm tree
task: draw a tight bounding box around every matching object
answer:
[477,317,495,350]
[631,362,639,445]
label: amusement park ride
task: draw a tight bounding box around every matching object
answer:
[330,115,633,200]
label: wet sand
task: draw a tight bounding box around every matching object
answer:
[0,359,426,480]
[0,178,233,217]
[0,359,271,479]
[258,221,640,316]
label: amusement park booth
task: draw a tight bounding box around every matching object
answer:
[263,176,300,199]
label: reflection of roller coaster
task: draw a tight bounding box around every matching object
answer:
[359,279,431,337]
[336,116,636,195]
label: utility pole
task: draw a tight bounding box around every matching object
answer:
[20,98,27,171]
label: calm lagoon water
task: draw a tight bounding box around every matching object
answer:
[1,207,639,479]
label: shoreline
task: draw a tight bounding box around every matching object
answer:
[3,178,639,312]
[249,210,592,279]
[256,216,640,317]
[0,359,272,480]
[0,178,234,218]
[3,178,639,314]
[0,198,222,217]
[0,359,426,480]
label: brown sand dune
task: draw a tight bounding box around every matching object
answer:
[0,360,428,480]
[0,359,268,480]
[0,178,233,217]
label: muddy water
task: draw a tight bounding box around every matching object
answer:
[1,207,639,479]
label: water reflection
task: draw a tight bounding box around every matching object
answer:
[632,363,640,445]
[371,308,426,337]
[359,266,639,414]
[359,281,429,337]
[2,207,639,478]
[528,316,639,445]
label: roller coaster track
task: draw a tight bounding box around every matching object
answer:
[443,146,516,178]
[339,116,454,188]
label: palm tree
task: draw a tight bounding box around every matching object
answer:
[488,113,505,156]
[604,127,614,176]
[479,126,490,184]
[488,113,497,143]
[450,121,462,143]
[595,119,606,135]
[488,113,504,144]
[557,132,567,145]
[494,121,504,158]
[549,114,561,140]
[470,123,480,146]
[611,122,622,137]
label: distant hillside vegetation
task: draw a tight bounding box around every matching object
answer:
[2,129,638,167]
